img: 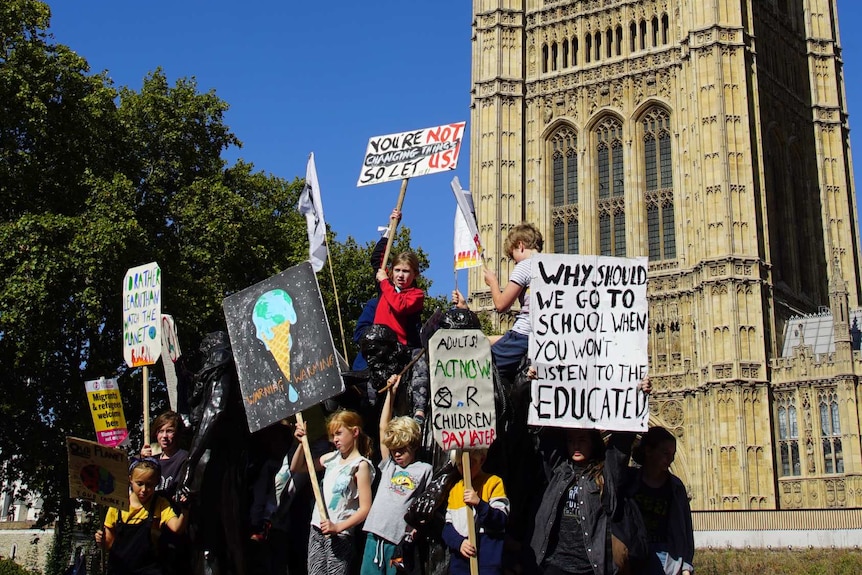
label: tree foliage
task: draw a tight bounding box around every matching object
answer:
[0,1,442,544]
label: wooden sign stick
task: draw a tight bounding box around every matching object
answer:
[142,365,150,445]
[297,411,329,521]
[462,451,479,575]
[379,178,410,271]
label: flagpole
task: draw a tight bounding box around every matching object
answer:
[380,178,409,270]
[324,233,349,362]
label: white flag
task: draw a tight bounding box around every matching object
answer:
[454,208,481,270]
[450,176,483,255]
[298,153,328,272]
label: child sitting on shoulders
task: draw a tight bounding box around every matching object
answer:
[442,449,509,575]
[361,374,433,574]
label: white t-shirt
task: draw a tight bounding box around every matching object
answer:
[311,452,374,534]
[509,258,533,335]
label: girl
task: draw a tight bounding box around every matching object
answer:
[141,410,189,499]
[95,457,187,575]
[292,409,375,575]
[631,427,694,575]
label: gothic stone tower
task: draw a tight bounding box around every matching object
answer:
[469,0,862,510]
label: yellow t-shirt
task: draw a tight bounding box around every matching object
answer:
[104,496,176,530]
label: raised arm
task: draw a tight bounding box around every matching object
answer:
[379,375,400,461]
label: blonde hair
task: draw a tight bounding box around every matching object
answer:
[449,448,489,465]
[504,223,544,258]
[326,410,374,459]
[382,416,422,451]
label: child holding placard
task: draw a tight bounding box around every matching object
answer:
[292,410,375,575]
[94,457,187,575]
[442,449,509,575]
[361,374,433,574]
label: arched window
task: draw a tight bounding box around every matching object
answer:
[639,20,647,50]
[585,35,592,63]
[616,26,623,56]
[777,394,801,476]
[595,117,625,256]
[662,14,670,44]
[606,29,613,59]
[550,127,579,254]
[562,39,569,68]
[551,42,558,71]
[572,37,579,66]
[630,22,637,52]
[819,389,844,474]
[652,16,659,47]
[542,44,548,73]
[594,31,602,61]
[642,107,676,261]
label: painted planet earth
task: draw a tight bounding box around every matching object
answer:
[80,464,115,495]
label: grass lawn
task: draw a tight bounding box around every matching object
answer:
[697,548,862,574]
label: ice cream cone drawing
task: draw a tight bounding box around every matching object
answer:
[253,289,300,403]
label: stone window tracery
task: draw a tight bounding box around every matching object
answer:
[776,393,801,476]
[642,107,676,261]
[819,389,843,474]
[550,126,579,254]
[595,117,625,256]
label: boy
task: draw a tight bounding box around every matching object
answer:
[361,374,433,574]
[442,449,509,575]
[481,223,543,381]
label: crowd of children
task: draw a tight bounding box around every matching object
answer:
[92,221,694,575]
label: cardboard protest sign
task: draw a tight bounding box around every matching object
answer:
[357,122,466,186]
[122,262,162,367]
[429,329,496,451]
[67,437,130,510]
[85,377,128,447]
[223,262,344,433]
[160,314,181,410]
[528,254,649,431]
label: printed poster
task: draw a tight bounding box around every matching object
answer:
[85,377,128,447]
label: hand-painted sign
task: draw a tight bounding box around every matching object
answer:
[122,262,162,367]
[223,262,344,433]
[85,377,128,447]
[357,122,466,186]
[429,329,496,451]
[528,254,649,431]
[160,314,181,410]
[67,437,130,510]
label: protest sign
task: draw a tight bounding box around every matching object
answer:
[85,377,128,447]
[223,262,344,433]
[429,329,496,451]
[528,254,649,431]
[67,437,130,510]
[357,122,466,186]
[160,314,181,410]
[454,208,481,270]
[122,262,162,367]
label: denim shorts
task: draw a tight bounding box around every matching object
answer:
[491,330,529,377]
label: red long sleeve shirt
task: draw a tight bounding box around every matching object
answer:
[373,280,424,345]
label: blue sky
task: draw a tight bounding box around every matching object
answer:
[47,1,862,298]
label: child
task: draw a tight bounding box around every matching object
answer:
[292,409,375,575]
[141,411,189,499]
[361,375,433,574]
[632,427,694,575]
[480,223,543,382]
[95,457,187,575]
[442,449,509,575]
[370,209,429,421]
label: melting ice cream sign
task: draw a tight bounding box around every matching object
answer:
[223,262,345,433]
[122,262,162,368]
